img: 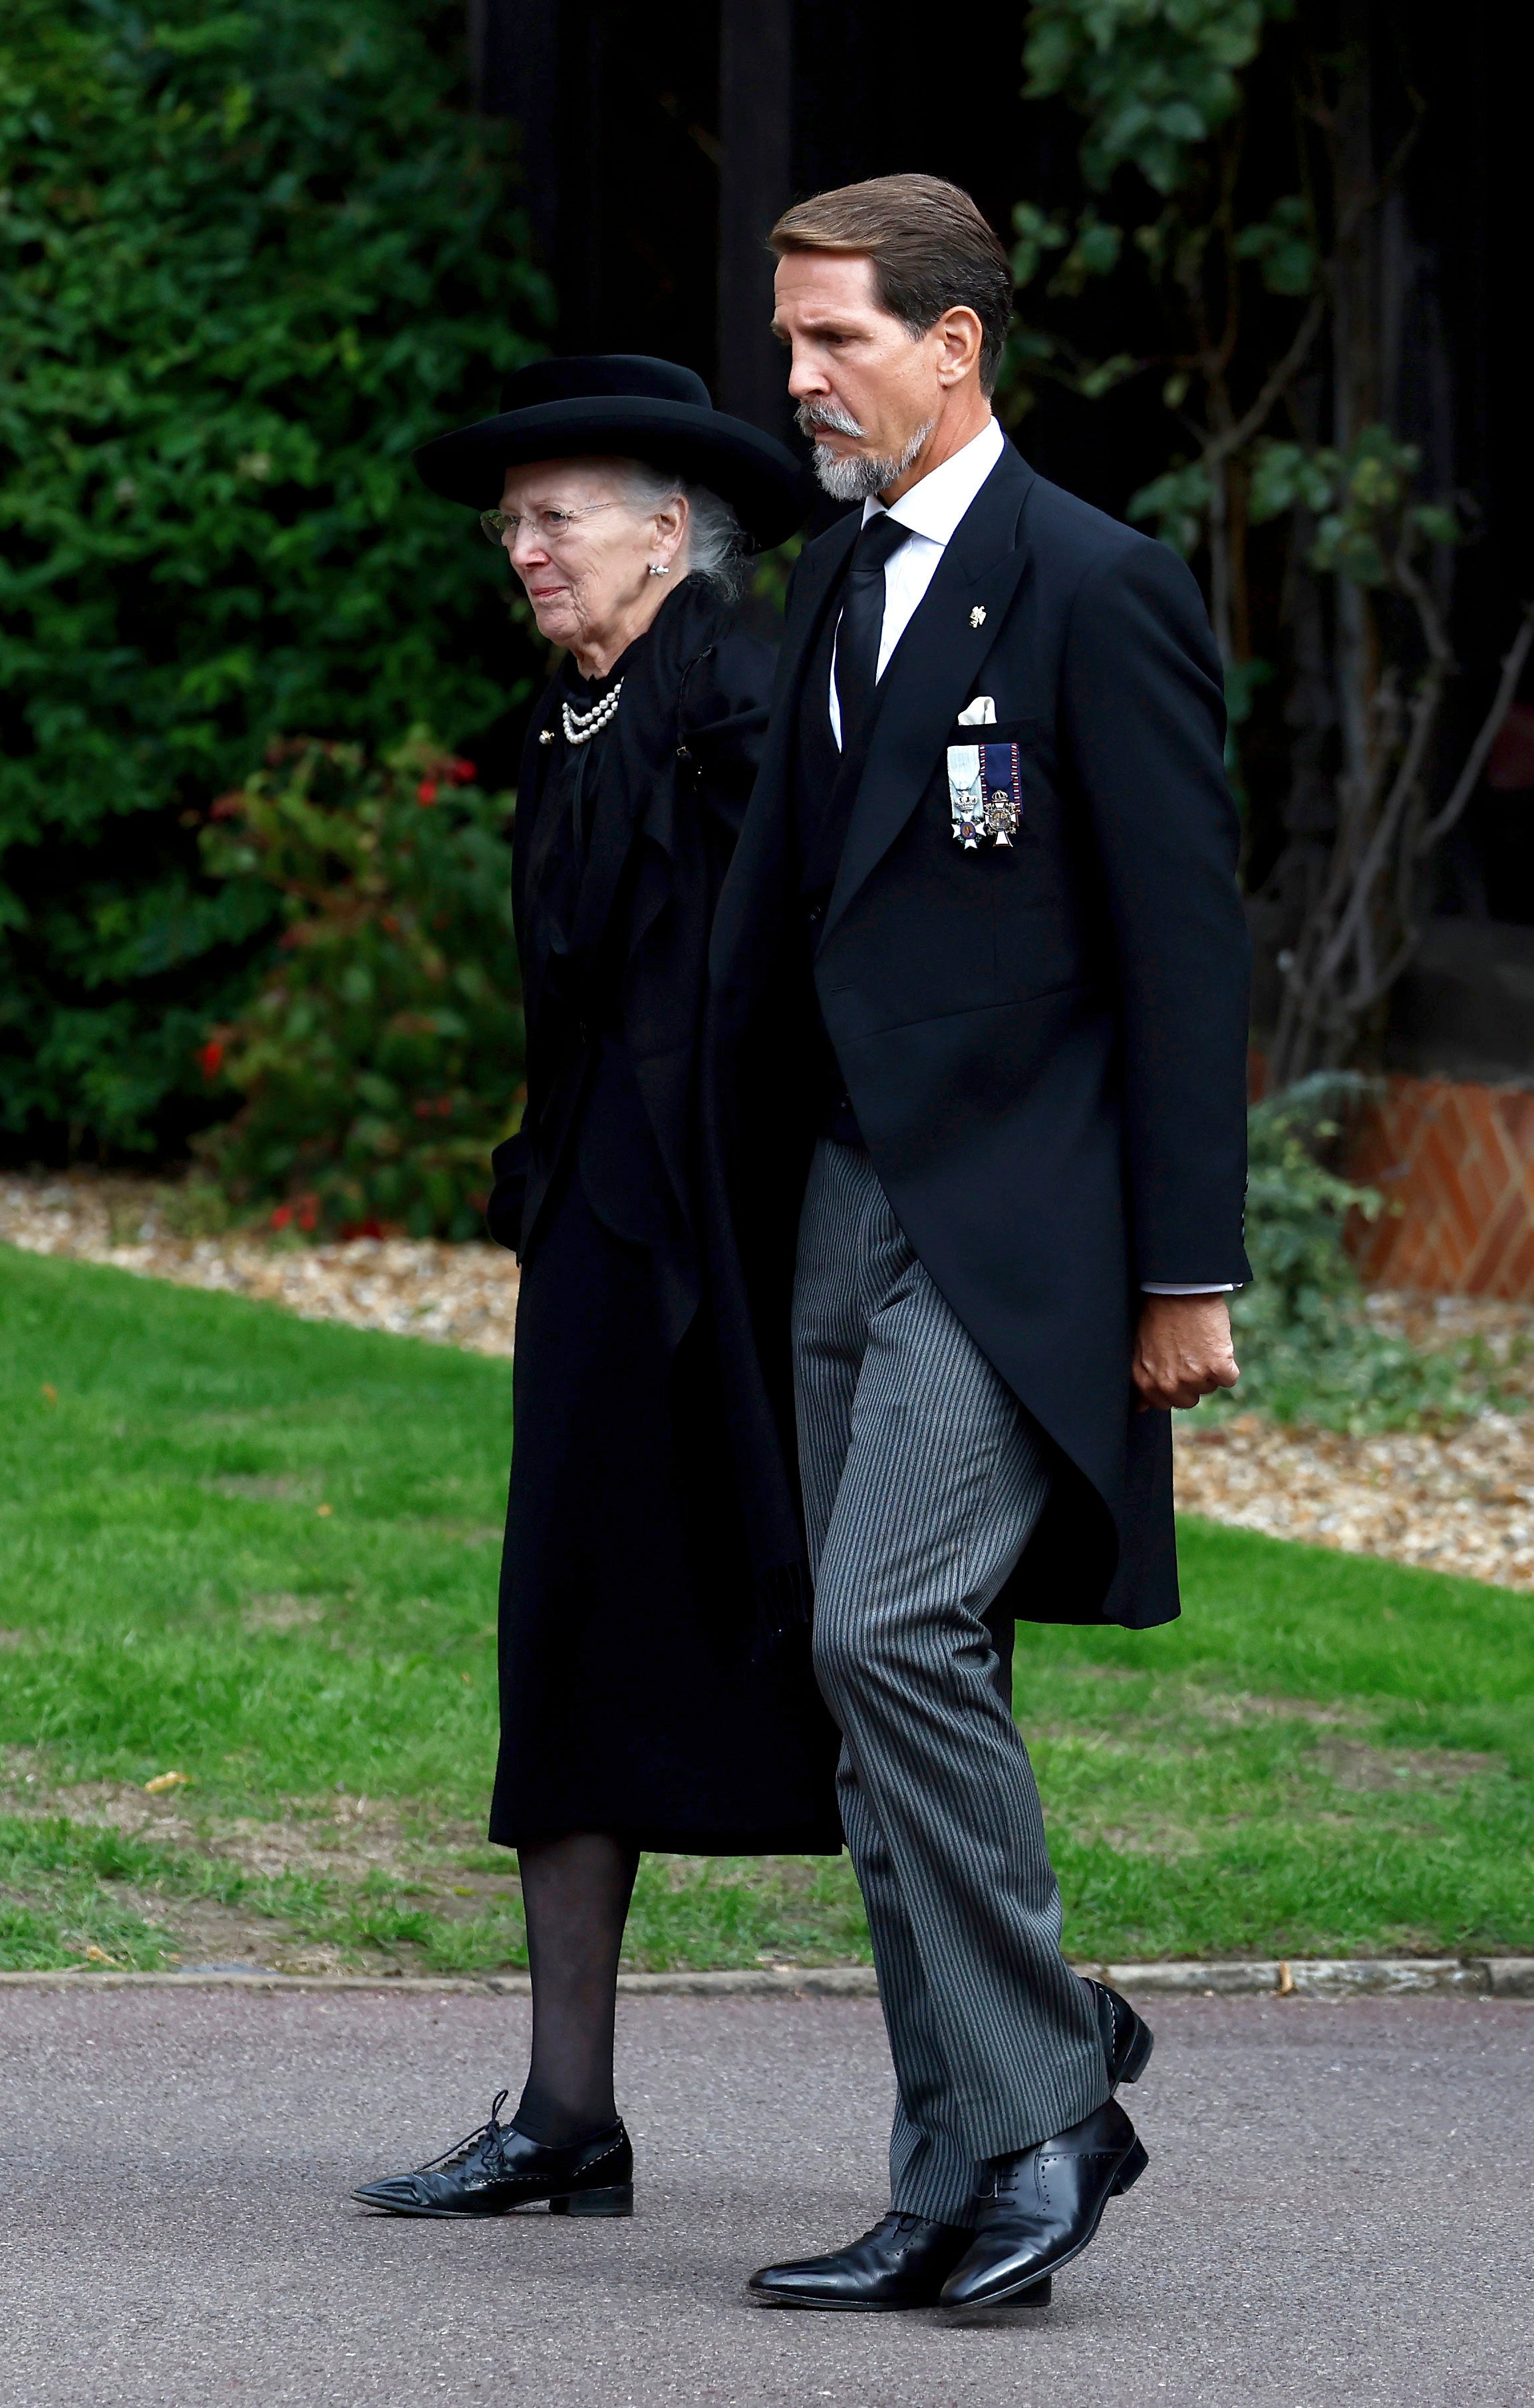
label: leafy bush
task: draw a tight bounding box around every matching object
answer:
[1228,1077,1491,1431]
[0,0,547,1157]
[196,734,522,1238]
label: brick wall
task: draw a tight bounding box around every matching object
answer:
[1348,1075,1534,1297]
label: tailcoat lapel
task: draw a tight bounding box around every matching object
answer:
[824,445,1036,940]
[707,512,858,1010]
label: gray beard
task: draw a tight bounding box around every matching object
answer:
[797,405,937,504]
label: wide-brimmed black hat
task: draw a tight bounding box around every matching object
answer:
[412,355,808,550]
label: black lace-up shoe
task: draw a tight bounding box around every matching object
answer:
[1088,1978,1155,2089]
[352,2090,633,2218]
[748,2212,1050,2312]
[938,2098,1146,2310]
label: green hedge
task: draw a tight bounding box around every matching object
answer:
[0,0,547,1156]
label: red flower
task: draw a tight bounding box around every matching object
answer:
[447,758,477,785]
[416,779,438,806]
[296,1194,320,1234]
[1489,703,1534,793]
[197,1040,224,1079]
[271,1204,293,1230]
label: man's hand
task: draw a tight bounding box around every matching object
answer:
[1132,1293,1239,1412]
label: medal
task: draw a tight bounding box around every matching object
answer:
[981,743,1022,846]
[947,744,987,848]
[947,725,1023,848]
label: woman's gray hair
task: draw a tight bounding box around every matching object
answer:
[619,460,750,602]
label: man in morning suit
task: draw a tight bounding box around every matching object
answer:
[704,176,1251,2313]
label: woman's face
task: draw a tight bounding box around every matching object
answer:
[496,458,687,666]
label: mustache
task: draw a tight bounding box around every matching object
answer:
[795,401,866,441]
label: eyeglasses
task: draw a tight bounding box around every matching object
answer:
[478,502,619,548]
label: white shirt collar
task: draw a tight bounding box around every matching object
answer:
[861,416,1005,546]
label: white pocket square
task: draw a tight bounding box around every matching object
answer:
[956,695,997,727]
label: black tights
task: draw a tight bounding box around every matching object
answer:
[512,1832,640,2145]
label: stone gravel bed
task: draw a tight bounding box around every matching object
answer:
[1175,1408,1534,1590]
[0,1171,519,1357]
[1175,1291,1534,1591]
[8,1171,1534,1591]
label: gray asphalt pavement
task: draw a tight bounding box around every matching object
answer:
[1,1987,1531,2408]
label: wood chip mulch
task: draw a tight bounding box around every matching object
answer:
[7,1172,1534,1592]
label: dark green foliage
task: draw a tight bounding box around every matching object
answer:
[196,733,523,1237]
[1022,0,1293,198]
[1229,1079,1490,1430]
[0,0,547,1156]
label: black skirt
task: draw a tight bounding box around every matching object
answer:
[489,1154,844,1856]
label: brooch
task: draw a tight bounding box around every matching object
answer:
[969,605,987,628]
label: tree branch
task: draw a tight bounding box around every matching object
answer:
[1205,287,1328,468]
[1414,603,1534,854]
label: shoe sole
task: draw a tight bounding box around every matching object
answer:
[748,2293,932,2312]
[352,2182,633,2220]
[1116,2012,1154,2087]
[941,2139,1148,2312]
[748,2278,1052,2314]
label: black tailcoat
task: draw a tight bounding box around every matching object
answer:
[703,440,1252,1631]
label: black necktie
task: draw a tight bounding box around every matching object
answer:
[833,511,909,758]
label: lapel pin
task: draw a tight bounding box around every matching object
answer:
[969,605,987,629]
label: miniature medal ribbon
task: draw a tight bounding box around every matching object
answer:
[947,698,1022,849]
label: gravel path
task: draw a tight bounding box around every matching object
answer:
[10,1170,1534,1590]
[1,1987,1529,2408]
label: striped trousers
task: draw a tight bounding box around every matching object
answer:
[792,1138,1110,2223]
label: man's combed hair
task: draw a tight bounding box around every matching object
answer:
[770,175,1013,395]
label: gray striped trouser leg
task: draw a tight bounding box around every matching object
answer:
[793,1138,1108,2224]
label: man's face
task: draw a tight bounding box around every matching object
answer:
[771,252,945,501]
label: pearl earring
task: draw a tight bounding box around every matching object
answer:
[648,561,671,577]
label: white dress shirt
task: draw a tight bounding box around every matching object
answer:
[827,415,1004,749]
[825,415,1230,1299]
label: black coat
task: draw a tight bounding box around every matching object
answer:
[488,578,770,1293]
[704,439,1251,1632]
[486,579,844,1854]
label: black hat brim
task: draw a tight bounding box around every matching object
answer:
[412,395,810,550]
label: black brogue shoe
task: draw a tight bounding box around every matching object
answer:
[939,2098,1147,2310]
[748,2212,1050,2312]
[1088,1978,1155,2089]
[353,2090,633,2218]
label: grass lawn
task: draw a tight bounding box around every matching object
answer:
[1,1244,1531,1974]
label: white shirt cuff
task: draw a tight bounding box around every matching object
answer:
[1141,1284,1235,1295]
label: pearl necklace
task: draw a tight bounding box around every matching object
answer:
[560,678,624,747]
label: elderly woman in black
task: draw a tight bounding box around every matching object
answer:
[355,359,840,2221]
